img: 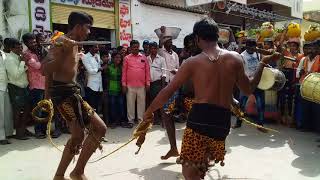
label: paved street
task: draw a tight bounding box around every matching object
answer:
[0,118,320,180]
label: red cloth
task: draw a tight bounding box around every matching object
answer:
[23,50,45,90]
[122,53,150,87]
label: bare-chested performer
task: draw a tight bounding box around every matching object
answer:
[143,18,280,180]
[41,12,107,180]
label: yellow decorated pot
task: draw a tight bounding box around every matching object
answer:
[287,22,301,38]
[304,24,320,42]
[260,22,274,38]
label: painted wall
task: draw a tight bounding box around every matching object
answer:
[0,0,29,39]
[131,0,205,48]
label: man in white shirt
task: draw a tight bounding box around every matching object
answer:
[5,39,30,140]
[147,42,166,125]
[232,39,266,132]
[157,33,180,160]
[0,43,13,145]
[82,45,104,111]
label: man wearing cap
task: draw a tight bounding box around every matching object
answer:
[142,40,150,56]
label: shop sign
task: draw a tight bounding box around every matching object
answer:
[119,0,132,47]
[29,0,52,38]
[51,0,115,11]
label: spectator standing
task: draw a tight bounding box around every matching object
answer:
[122,40,150,126]
[107,51,129,128]
[157,33,180,160]
[22,33,47,139]
[0,37,14,145]
[4,39,30,140]
[147,42,167,125]
[82,45,105,111]
[100,50,110,124]
[142,40,150,56]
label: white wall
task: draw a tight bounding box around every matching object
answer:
[0,0,29,40]
[131,0,205,48]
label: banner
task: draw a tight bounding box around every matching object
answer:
[51,0,114,11]
[119,0,132,47]
[29,0,52,38]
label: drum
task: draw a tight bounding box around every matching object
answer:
[300,73,320,104]
[258,67,286,91]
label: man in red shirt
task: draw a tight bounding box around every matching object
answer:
[122,40,151,127]
[22,33,47,139]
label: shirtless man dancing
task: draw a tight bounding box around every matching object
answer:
[143,18,279,180]
[41,12,107,180]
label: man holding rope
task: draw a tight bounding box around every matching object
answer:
[143,18,280,180]
[41,12,107,180]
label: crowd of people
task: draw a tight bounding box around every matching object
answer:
[0,20,319,148]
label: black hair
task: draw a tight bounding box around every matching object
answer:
[130,40,140,47]
[117,46,124,51]
[246,38,257,47]
[9,38,21,48]
[3,38,12,47]
[22,33,36,45]
[149,41,158,48]
[193,17,219,42]
[68,11,93,30]
[111,51,121,59]
[100,50,109,58]
[184,33,195,48]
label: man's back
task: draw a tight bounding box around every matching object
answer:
[188,49,241,108]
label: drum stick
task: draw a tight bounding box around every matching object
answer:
[245,47,296,62]
[40,41,111,46]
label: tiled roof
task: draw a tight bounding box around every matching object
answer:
[138,0,208,14]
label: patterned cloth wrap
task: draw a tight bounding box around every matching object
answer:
[49,81,94,128]
[176,103,230,178]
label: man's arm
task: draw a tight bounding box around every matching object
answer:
[25,54,41,70]
[296,57,304,78]
[236,53,280,96]
[145,57,151,87]
[145,59,192,116]
[82,55,99,74]
[121,57,128,93]
[5,57,27,80]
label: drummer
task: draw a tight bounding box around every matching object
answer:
[296,41,320,132]
[278,38,304,126]
[232,38,267,132]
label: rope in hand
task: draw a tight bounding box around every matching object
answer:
[31,99,63,152]
[230,104,279,133]
[230,104,294,145]
[89,119,153,163]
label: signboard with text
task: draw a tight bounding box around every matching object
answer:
[29,0,52,38]
[119,0,132,47]
[51,0,115,11]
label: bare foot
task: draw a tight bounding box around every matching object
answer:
[70,173,88,180]
[161,149,179,160]
[53,175,70,180]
